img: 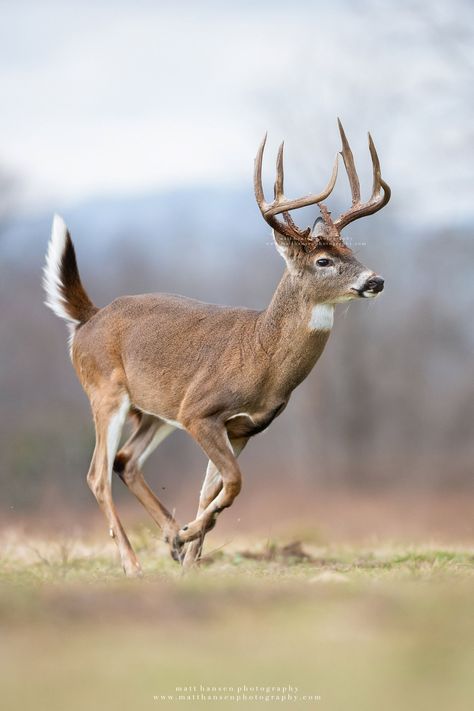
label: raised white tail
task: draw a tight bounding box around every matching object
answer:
[43,214,97,329]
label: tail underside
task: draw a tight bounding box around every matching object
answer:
[43,215,98,328]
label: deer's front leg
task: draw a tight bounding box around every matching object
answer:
[182,436,247,567]
[173,419,243,557]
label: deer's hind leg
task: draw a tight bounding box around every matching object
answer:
[87,391,142,577]
[113,413,179,546]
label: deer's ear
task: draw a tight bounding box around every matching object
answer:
[273,226,288,249]
[311,217,326,238]
[272,230,301,269]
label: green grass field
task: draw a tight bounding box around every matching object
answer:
[1,528,473,711]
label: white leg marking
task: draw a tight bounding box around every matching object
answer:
[107,395,130,483]
[200,460,221,499]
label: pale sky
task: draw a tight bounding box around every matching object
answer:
[1,0,473,224]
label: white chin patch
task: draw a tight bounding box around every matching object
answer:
[362,290,378,299]
[333,294,357,303]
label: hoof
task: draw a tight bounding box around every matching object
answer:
[170,534,185,564]
[122,559,143,578]
[163,519,179,546]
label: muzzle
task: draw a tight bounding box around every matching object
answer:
[364,276,384,294]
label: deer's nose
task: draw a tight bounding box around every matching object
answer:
[365,276,384,293]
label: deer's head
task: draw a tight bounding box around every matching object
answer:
[254,120,390,305]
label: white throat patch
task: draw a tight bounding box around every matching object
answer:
[308,304,334,331]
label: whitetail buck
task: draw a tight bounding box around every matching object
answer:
[43,120,390,575]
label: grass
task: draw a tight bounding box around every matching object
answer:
[0,527,473,711]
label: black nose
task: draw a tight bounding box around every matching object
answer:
[365,276,384,293]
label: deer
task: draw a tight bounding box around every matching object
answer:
[43,119,390,576]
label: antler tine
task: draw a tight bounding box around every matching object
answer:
[274,142,285,200]
[337,118,360,205]
[368,132,381,198]
[334,127,391,231]
[254,133,312,245]
[273,142,299,240]
[254,132,268,211]
[274,142,307,240]
[368,132,391,209]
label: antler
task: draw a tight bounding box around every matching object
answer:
[254,134,339,251]
[254,122,391,251]
[333,118,391,231]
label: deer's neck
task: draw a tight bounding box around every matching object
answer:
[257,270,333,395]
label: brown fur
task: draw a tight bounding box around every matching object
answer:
[60,231,98,323]
[63,238,378,573]
[45,124,390,574]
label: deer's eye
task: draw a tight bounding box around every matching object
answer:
[316,258,332,267]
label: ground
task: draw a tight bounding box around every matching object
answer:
[0,527,473,711]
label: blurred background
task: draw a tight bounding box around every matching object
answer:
[0,0,473,539]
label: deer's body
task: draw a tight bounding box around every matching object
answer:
[44,121,390,574]
[74,278,331,436]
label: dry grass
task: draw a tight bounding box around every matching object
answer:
[0,526,473,711]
